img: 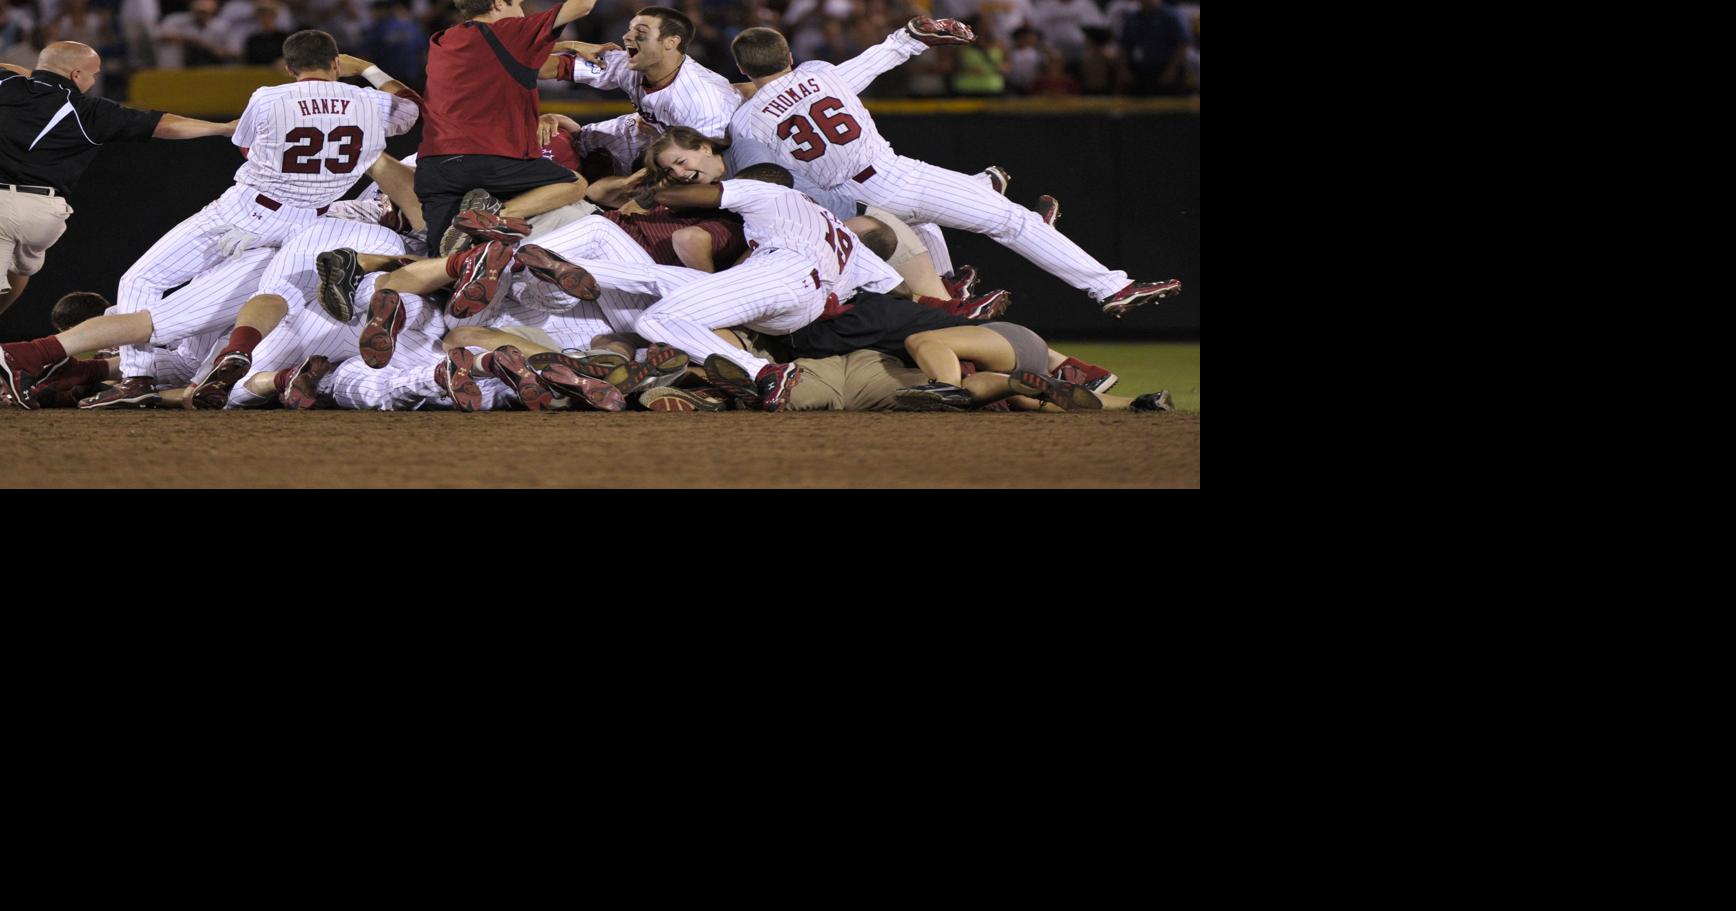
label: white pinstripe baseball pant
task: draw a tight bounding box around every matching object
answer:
[116,245,274,379]
[152,330,227,389]
[847,156,1129,300]
[493,283,614,351]
[634,249,830,376]
[527,215,687,334]
[327,352,512,411]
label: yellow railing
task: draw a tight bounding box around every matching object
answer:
[127,67,1201,119]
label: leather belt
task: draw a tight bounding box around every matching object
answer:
[3,183,56,196]
[256,193,329,216]
[852,166,876,184]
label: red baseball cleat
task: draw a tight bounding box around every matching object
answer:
[77,376,159,409]
[484,345,554,411]
[1099,279,1182,318]
[906,16,975,46]
[436,347,484,412]
[186,351,251,410]
[450,239,515,318]
[360,287,407,368]
[512,244,601,301]
[280,355,334,410]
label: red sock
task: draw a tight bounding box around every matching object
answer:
[58,357,112,386]
[445,249,468,278]
[915,296,955,312]
[4,337,69,373]
[221,327,263,358]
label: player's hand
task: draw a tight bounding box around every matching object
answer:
[217,226,263,257]
[538,113,561,147]
[336,54,372,78]
[617,199,650,217]
[556,41,621,64]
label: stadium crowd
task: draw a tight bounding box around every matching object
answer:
[0,0,1197,99]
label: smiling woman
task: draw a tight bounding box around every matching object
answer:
[643,125,730,185]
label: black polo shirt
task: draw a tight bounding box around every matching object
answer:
[0,70,165,197]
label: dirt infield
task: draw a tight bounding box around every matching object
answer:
[3,410,1200,488]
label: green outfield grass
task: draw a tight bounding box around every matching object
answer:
[1049,341,1201,413]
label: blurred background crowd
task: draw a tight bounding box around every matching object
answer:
[0,0,1197,102]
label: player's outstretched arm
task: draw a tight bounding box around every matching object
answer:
[588,169,648,209]
[337,53,423,108]
[636,182,724,211]
[152,114,237,140]
[1,62,29,76]
[555,0,599,27]
[833,18,976,93]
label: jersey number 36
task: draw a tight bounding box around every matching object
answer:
[281,126,364,174]
[776,97,862,162]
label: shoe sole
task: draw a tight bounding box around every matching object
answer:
[1083,372,1120,396]
[966,289,1011,320]
[451,242,513,318]
[281,357,332,410]
[453,210,532,244]
[360,290,404,368]
[439,189,503,256]
[608,344,690,394]
[702,355,759,404]
[539,364,627,411]
[78,389,161,409]
[442,348,484,412]
[513,245,600,300]
[315,249,360,322]
[1101,280,1182,318]
[528,351,621,380]
[488,347,554,412]
[894,390,970,412]
[642,388,728,412]
[985,166,1011,195]
[187,355,250,410]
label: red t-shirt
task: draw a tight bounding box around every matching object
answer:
[421,8,560,159]
[541,128,580,172]
[603,206,749,268]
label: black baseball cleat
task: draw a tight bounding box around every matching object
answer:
[186,352,251,410]
[609,343,690,394]
[315,248,364,322]
[1099,279,1182,318]
[702,354,759,405]
[894,382,973,412]
[1128,390,1174,412]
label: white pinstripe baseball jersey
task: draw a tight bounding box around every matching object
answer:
[231,80,418,207]
[567,51,740,137]
[720,178,859,292]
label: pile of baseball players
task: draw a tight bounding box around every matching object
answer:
[1,1,1182,415]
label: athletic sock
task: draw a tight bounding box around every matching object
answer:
[4,337,69,373]
[220,326,263,358]
[272,367,295,393]
[915,295,956,312]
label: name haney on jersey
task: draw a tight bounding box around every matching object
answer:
[730,62,892,190]
[232,80,418,209]
[570,50,739,136]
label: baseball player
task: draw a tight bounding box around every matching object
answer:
[724,21,1181,317]
[59,33,419,408]
[540,7,741,176]
[622,162,903,410]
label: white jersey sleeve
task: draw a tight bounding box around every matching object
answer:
[728,62,892,190]
[833,29,929,94]
[371,88,420,137]
[568,48,633,91]
[636,58,740,136]
[229,81,394,209]
[719,179,857,290]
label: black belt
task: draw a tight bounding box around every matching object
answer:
[852,166,876,184]
[255,193,329,216]
[3,183,56,196]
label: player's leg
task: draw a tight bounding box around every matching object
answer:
[873,158,1134,301]
[904,325,1022,387]
[853,209,950,299]
[367,154,425,231]
[634,254,811,377]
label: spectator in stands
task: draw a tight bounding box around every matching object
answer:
[157,0,238,66]
[813,16,857,64]
[361,0,422,86]
[1004,24,1043,94]
[949,15,1006,95]
[1122,0,1187,95]
[46,0,115,51]
[1030,47,1077,95]
[119,0,160,69]
[1028,0,1102,66]
[0,1,37,54]
[237,0,293,64]
[1078,25,1127,94]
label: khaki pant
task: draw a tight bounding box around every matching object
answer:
[791,348,925,412]
[0,190,72,292]
[863,205,927,268]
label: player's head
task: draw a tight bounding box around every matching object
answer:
[732,27,793,79]
[645,126,730,186]
[51,292,110,332]
[846,216,896,261]
[455,0,523,20]
[624,7,693,72]
[36,41,101,92]
[282,30,340,76]
[733,163,793,187]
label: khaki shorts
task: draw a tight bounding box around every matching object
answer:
[0,190,72,290]
[862,206,927,268]
[791,348,925,411]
